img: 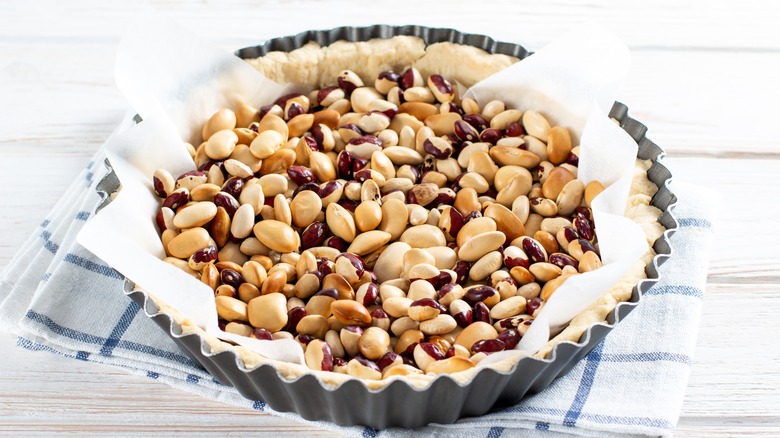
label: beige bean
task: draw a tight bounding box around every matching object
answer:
[421,246,457,270]
[424,112,461,136]
[459,172,490,194]
[406,279,437,301]
[214,295,248,322]
[469,251,503,281]
[454,321,498,352]
[456,217,497,247]
[399,224,447,248]
[490,109,522,130]
[546,126,572,165]
[297,315,330,339]
[326,202,357,243]
[173,202,217,229]
[259,148,295,175]
[309,151,337,181]
[289,191,322,228]
[168,227,210,259]
[252,220,300,253]
[489,146,541,169]
[584,180,606,208]
[350,87,383,113]
[382,146,425,166]
[522,110,551,140]
[529,262,563,283]
[458,231,506,262]
[399,101,438,121]
[358,327,390,360]
[347,230,392,256]
[331,300,372,326]
[419,314,457,336]
[541,273,575,301]
[190,183,221,202]
[578,251,602,273]
[230,204,255,239]
[378,198,409,240]
[484,203,525,242]
[467,151,499,186]
[453,187,480,217]
[382,296,413,318]
[426,356,474,375]
[355,200,382,232]
[273,194,292,226]
[205,129,239,160]
[257,174,288,198]
[249,129,285,159]
[202,108,237,141]
[373,241,411,284]
[489,296,527,320]
[556,179,585,216]
[248,292,288,331]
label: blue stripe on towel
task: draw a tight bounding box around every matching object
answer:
[563,341,604,427]
[486,426,504,437]
[63,253,123,279]
[100,301,140,356]
[644,285,704,299]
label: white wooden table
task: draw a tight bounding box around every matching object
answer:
[1,1,779,435]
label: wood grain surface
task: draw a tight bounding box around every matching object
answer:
[1,1,779,436]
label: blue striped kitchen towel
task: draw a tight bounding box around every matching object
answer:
[0,137,716,437]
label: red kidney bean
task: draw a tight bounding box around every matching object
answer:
[222,177,245,199]
[220,268,243,289]
[287,165,317,185]
[353,356,381,372]
[314,288,338,299]
[453,260,470,284]
[423,138,453,159]
[333,357,348,368]
[258,104,275,121]
[192,245,218,264]
[325,236,349,252]
[428,74,453,95]
[479,128,502,144]
[526,297,542,315]
[336,253,365,278]
[504,121,525,137]
[337,150,354,178]
[377,71,400,84]
[213,192,239,217]
[464,286,497,305]
[162,189,189,211]
[360,283,380,306]
[284,306,307,334]
[471,338,506,354]
[318,180,344,199]
[462,114,489,132]
[574,216,595,241]
[435,188,457,206]
[400,68,417,90]
[497,328,520,350]
[252,328,273,341]
[565,152,579,167]
[578,238,598,255]
[464,210,482,223]
[273,93,303,108]
[411,298,448,314]
[376,351,402,371]
[293,182,321,197]
[297,334,314,346]
[301,222,328,249]
[561,226,579,244]
[286,102,305,120]
[317,86,340,104]
[337,76,359,94]
[473,301,491,324]
[521,238,547,264]
[337,199,360,213]
[549,253,579,270]
[419,342,445,360]
[316,258,334,277]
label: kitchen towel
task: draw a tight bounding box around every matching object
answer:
[0,128,716,437]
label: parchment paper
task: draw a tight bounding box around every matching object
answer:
[78,12,647,367]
